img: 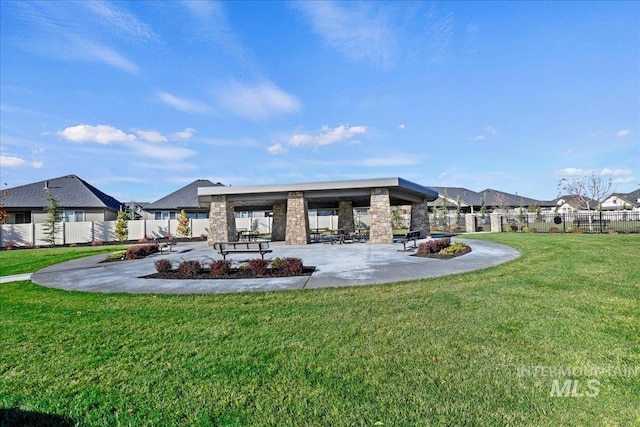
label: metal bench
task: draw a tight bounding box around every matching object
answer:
[213,241,272,260]
[394,230,421,251]
[154,237,176,254]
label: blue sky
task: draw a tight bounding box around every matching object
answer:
[1,1,638,203]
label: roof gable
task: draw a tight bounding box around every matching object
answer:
[146,180,223,210]
[2,175,122,210]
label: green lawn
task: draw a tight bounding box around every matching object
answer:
[1,234,639,426]
[0,244,131,276]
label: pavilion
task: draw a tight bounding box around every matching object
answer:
[198,177,438,245]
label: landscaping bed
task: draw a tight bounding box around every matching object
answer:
[144,257,314,280]
[412,237,472,259]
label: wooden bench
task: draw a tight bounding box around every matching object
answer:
[154,237,176,254]
[394,230,421,251]
[213,241,272,260]
[573,219,610,229]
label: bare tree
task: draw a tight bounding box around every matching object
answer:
[557,173,612,211]
[492,192,511,213]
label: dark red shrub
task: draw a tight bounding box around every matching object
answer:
[125,244,159,260]
[154,259,173,273]
[177,260,202,277]
[248,258,269,277]
[210,259,231,277]
[416,237,451,256]
[282,257,303,276]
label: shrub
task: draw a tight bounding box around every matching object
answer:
[210,259,231,277]
[522,226,537,233]
[550,227,560,233]
[125,244,159,260]
[572,228,585,234]
[5,241,16,250]
[91,240,104,246]
[154,259,173,273]
[138,237,149,243]
[177,260,202,277]
[282,257,303,275]
[417,237,451,256]
[248,258,269,277]
[270,257,286,270]
[105,250,126,261]
[440,242,469,255]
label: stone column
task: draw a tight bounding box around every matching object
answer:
[285,191,310,245]
[369,188,393,244]
[208,195,237,244]
[338,201,355,233]
[465,214,478,233]
[410,199,431,238]
[490,213,503,232]
[271,203,286,241]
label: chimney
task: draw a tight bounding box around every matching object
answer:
[44,181,49,190]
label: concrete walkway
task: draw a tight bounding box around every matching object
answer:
[0,273,33,283]
[26,238,520,294]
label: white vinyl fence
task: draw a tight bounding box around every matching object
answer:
[0,218,211,248]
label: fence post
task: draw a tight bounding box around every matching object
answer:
[490,214,502,232]
[465,214,477,233]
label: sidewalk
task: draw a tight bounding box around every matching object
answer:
[0,273,33,283]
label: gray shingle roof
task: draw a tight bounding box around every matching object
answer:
[480,189,555,207]
[145,180,223,210]
[427,187,485,206]
[2,175,122,210]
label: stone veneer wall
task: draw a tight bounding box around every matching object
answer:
[410,199,431,238]
[208,195,237,243]
[465,214,478,232]
[285,191,310,245]
[490,213,503,232]
[369,188,393,244]
[338,201,355,232]
[271,203,286,241]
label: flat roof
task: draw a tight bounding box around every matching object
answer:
[198,177,438,210]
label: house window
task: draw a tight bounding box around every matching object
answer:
[235,211,252,219]
[186,212,208,219]
[63,210,84,222]
[154,211,176,220]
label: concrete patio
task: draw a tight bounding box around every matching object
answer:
[29,238,520,294]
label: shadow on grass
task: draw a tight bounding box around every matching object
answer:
[0,408,75,427]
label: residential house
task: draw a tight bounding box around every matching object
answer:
[142,179,223,220]
[428,187,485,213]
[601,189,640,211]
[1,174,123,224]
[480,189,555,213]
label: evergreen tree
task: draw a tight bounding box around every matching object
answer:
[176,209,190,237]
[42,191,61,246]
[114,208,129,242]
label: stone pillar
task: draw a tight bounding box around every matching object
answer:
[208,195,237,244]
[285,191,310,245]
[490,213,503,233]
[369,188,393,244]
[465,214,478,233]
[338,201,355,233]
[271,203,286,241]
[410,199,431,238]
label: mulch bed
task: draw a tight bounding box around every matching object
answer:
[143,267,316,280]
[412,246,472,259]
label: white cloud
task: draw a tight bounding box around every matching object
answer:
[289,125,368,147]
[483,125,500,135]
[59,124,136,144]
[157,92,212,114]
[216,81,301,120]
[600,168,632,176]
[612,176,635,184]
[474,135,485,141]
[559,167,589,176]
[267,143,287,155]
[616,129,630,137]
[292,2,394,67]
[32,161,43,169]
[83,1,158,43]
[0,155,27,168]
[172,128,196,140]
[136,130,167,143]
[398,124,406,130]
